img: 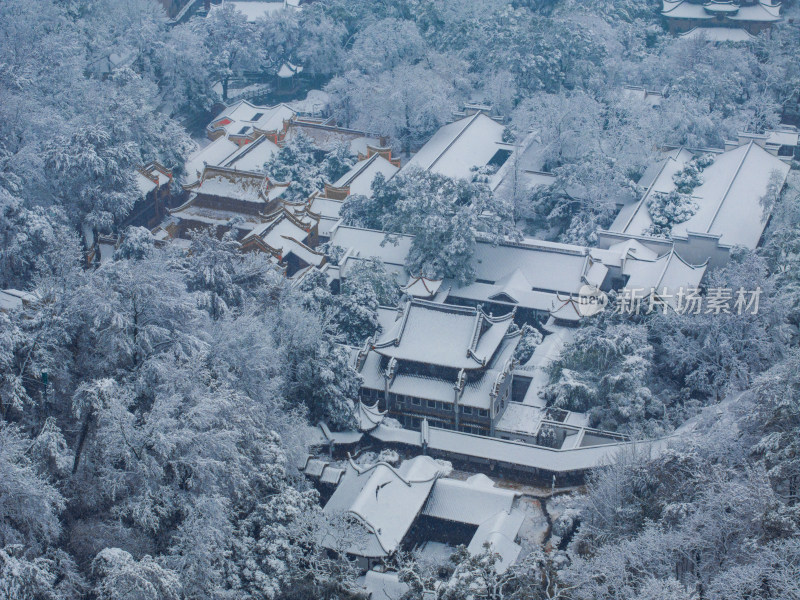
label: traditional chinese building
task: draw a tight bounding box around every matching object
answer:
[127,162,174,229]
[307,146,400,242]
[723,126,799,159]
[315,455,525,573]
[353,299,522,436]
[238,206,324,274]
[400,111,513,182]
[327,225,707,326]
[154,164,322,275]
[661,0,783,41]
[206,99,296,145]
[599,141,791,269]
[284,115,390,153]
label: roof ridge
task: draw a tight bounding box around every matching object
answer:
[373,300,414,348]
[468,311,484,356]
[338,153,379,187]
[427,112,482,172]
[347,455,440,485]
[705,141,753,233]
[410,298,477,315]
[661,0,689,14]
[280,235,324,256]
[198,163,267,180]
[653,248,675,290]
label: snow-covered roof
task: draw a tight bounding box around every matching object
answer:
[356,400,386,432]
[369,424,673,474]
[184,136,240,185]
[332,154,399,198]
[135,162,171,197]
[349,136,383,156]
[186,166,270,204]
[358,310,518,409]
[329,226,414,278]
[495,403,546,437]
[731,128,800,151]
[277,61,303,78]
[623,248,708,306]
[330,208,703,322]
[331,225,702,320]
[491,129,550,200]
[221,135,280,172]
[459,335,518,408]
[242,209,323,265]
[0,289,37,312]
[765,128,799,148]
[466,509,525,574]
[282,237,325,266]
[308,196,345,220]
[422,476,517,525]
[373,299,515,371]
[309,202,343,239]
[135,172,158,196]
[730,2,782,21]
[662,0,781,22]
[401,275,443,299]
[605,238,659,262]
[443,238,595,317]
[621,85,664,107]
[679,26,755,42]
[384,371,459,404]
[402,113,508,181]
[208,100,295,138]
[323,456,446,557]
[614,142,790,249]
[167,202,264,230]
[362,570,409,600]
[376,306,402,334]
[318,423,363,446]
[320,465,345,485]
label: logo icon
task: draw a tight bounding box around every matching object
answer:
[577,284,608,317]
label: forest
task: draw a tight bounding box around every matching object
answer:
[1,0,799,598]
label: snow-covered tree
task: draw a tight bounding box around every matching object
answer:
[0,423,64,550]
[44,126,140,235]
[197,3,263,101]
[342,169,515,285]
[0,547,85,600]
[342,257,401,307]
[92,549,180,600]
[746,351,800,508]
[644,191,698,239]
[545,322,660,431]
[114,226,155,261]
[512,324,543,365]
[0,191,81,288]
[326,60,464,154]
[652,249,788,402]
[264,134,354,202]
[335,282,380,345]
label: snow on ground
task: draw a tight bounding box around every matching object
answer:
[212,81,271,101]
[221,1,285,21]
[287,89,331,115]
[515,496,549,550]
[415,541,456,566]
